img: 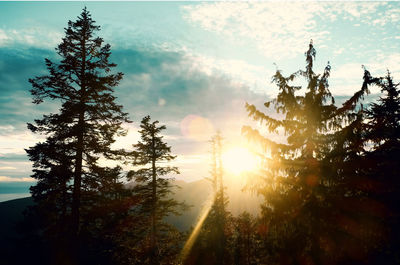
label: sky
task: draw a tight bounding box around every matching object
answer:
[0,1,399,196]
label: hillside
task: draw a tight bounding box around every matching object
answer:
[0,178,261,264]
[0,177,261,233]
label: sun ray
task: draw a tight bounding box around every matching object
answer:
[180,193,214,262]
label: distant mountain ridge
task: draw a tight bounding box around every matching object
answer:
[0,177,262,242]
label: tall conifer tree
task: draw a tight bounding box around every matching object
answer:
[361,70,400,264]
[243,41,341,264]
[26,7,129,257]
[208,132,230,265]
[187,132,232,265]
[127,116,186,265]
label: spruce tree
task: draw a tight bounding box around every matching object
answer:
[243,41,341,264]
[206,132,231,265]
[324,69,400,265]
[187,132,232,265]
[127,116,186,265]
[361,70,400,264]
[26,7,129,261]
[243,42,400,265]
[232,212,256,265]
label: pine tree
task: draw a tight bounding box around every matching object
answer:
[232,212,256,265]
[323,69,400,265]
[361,70,400,264]
[243,41,400,265]
[26,7,129,262]
[207,132,230,265]
[127,115,186,265]
[187,132,232,265]
[365,70,400,153]
[243,41,342,264]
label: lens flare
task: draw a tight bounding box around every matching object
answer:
[180,115,214,141]
[180,193,214,262]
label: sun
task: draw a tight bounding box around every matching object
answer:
[222,146,258,174]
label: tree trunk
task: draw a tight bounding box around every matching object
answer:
[71,28,87,263]
[71,116,84,237]
[151,131,159,265]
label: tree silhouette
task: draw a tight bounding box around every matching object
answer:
[127,115,187,265]
[26,7,129,263]
[185,132,232,265]
[321,69,400,265]
[243,40,400,265]
[243,41,347,264]
[206,132,231,265]
[232,211,256,265]
[361,70,400,264]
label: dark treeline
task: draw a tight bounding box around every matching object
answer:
[240,41,400,265]
[3,8,399,265]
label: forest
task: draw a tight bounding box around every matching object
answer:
[1,7,399,265]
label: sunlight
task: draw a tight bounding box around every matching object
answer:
[180,114,214,141]
[222,146,258,174]
[180,193,214,262]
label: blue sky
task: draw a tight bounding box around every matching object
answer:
[0,1,399,194]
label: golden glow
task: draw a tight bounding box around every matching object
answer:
[180,114,214,141]
[180,115,214,141]
[180,194,214,262]
[222,146,258,174]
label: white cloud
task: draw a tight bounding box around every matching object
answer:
[111,123,140,150]
[0,125,15,134]
[0,131,44,155]
[370,7,400,26]
[373,53,400,75]
[330,53,400,96]
[334,48,345,55]
[0,176,34,182]
[0,166,16,170]
[0,29,10,46]
[149,44,274,97]
[183,2,327,59]
[331,63,364,81]
[0,27,62,48]
[174,154,208,165]
[182,2,388,59]
[183,51,271,94]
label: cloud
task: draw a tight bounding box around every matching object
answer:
[0,125,15,134]
[0,157,33,180]
[0,176,34,182]
[0,130,44,156]
[182,2,326,59]
[0,27,63,49]
[0,48,59,133]
[330,53,400,96]
[112,123,140,150]
[1,45,268,181]
[182,2,390,60]
[334,48,345,55]
[0,29,10,46]
[180,50,273,94]
[370,7,400,26]
[113,48,262,127]
[110,48,267,179]
[0,166,16,170]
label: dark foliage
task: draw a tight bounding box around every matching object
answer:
[25,8,132,264]
[243,42,400,265]
[126,116,187,265]
[6,7,399,264]
[184,132,233,265]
